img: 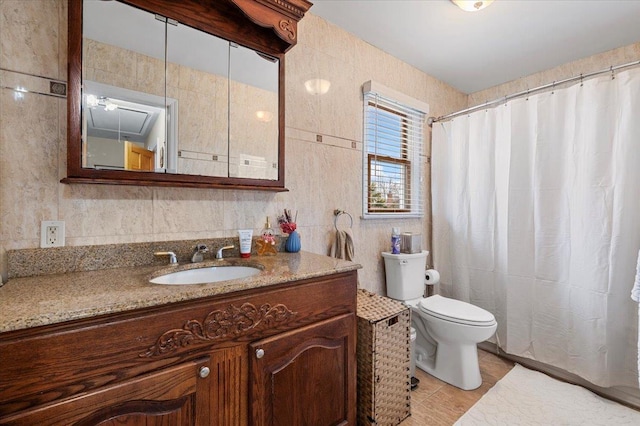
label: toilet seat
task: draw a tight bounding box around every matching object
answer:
[418,295,496,327]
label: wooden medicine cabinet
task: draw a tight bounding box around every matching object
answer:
[64,0,312,190]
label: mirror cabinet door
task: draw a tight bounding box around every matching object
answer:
[166,20,230,178]
[77,0,282,185]
[229,45,279,181]
[82,1,167,173]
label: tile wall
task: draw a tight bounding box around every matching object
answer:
[468,42,640,108]
[0,0,467,293]
[3,0,636,294]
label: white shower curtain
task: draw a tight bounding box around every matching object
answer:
[432,67,640,388]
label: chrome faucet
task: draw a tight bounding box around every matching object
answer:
[191,244,208,263]
[154,251,178,265]
[216,245,235,260]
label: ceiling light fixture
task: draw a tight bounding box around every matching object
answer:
[304,78,331,95]
[451,0,494,12]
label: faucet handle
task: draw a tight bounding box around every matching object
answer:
[154,251,178,265]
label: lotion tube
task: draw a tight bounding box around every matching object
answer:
[238,229,253,258]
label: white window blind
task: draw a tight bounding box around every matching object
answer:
[362,81,428,219]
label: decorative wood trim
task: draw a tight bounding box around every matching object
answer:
[141,303,296,357]
[61,176,289,191]
[230,0,312,48]
[210,347,247,424]
[279,19,296,41]
[265,0,310,20]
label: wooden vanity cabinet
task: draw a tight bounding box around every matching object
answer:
[0,271,357,425]
[1,357,212,425]
[251,313,355,425]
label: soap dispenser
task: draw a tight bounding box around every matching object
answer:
[257,216,277,256]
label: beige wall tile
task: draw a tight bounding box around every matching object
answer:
[285,44,321,133]
[0,0,62,79]
[151,187,225,236]
[0,1,466,292]
[285,133,361,230]
[222,190,279,232]
[58,184,154,240]
[317,52,359,142]
[468,42,640,108]
[58,0,67,80]
[0,88,59,242]
[5,1,636,292]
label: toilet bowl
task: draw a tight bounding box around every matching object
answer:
[405,295,497,390]
[382,251,497,390]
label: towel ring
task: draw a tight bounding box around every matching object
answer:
[333,209,353,230]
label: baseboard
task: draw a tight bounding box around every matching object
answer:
[479,341,640,411]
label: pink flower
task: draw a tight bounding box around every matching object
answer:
[280,222,297,234]
[278,209,297,234]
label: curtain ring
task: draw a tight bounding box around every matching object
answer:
[580,73,584,87]
[333,209,353,230]
[610,66,615,80]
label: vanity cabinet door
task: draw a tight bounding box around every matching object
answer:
[0,358,211,426]
[250,313,356,426]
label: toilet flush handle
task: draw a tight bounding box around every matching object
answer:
[400,260,409,265]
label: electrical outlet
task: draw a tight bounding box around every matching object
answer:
[41,221,65,248]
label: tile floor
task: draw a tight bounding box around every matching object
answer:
[400,349,515,425]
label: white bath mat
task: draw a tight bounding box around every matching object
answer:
[454,364,640,425]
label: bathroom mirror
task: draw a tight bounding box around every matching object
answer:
[64,0,306,190]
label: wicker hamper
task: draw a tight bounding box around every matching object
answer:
[356,289,411,425]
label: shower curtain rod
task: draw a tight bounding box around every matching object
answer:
[428,59,640,125]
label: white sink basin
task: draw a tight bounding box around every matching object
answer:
[150,265,261,285]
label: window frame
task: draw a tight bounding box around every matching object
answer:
[362,81,428,219]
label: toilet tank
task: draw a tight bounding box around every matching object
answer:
[382,251,429,301]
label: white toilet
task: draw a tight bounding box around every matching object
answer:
[382,251,497,391]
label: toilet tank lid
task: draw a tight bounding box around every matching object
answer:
[381,250,429,259]
[419,295,495,324]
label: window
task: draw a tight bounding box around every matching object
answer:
[362,81,429,218]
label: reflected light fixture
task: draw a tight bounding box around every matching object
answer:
[13,86,27,101]
[451,0,494,12]
[86,94,98,107]
[304,78,331,95]
[104,100,118,111]
[86,94,118,111]
[256,110,274,122]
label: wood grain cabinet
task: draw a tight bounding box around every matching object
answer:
[1,358,212,425]
[250,313,356,425]
[0,271,357,426]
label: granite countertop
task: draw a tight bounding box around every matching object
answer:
[0,251,361,334]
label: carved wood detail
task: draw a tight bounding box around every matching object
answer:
[233,0,312,21]
[279,19,296,41]
[230,0,312,48]
[142,303,296,357]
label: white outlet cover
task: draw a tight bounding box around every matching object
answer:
[40,221,65,248]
